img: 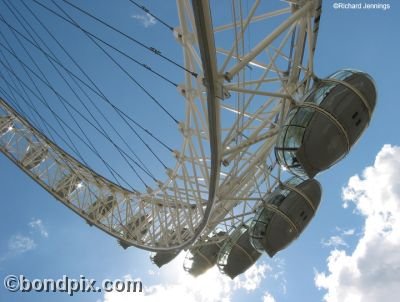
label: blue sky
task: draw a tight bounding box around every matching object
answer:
[1,1,399,302]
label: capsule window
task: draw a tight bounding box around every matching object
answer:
[356,119,362,126]
[352,112,359,119]
[300,210,305,217]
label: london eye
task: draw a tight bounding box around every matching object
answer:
[0,0,376,279]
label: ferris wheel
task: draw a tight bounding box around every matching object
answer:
[0,0,376,279]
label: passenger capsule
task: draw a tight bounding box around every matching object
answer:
[217,225,261,279]
[184,232,226,277]
[150,229,188,267]
[151,250,181,268]
[249,176,321,257]
[275,69,377,178]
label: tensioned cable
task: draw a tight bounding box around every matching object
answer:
[49,0,179,125]
[0,87,140,200]
[51,0,178,166]
[5,0,157,178]
[51,2,172,169]
[17,0,174,154]
[0,66,138,191]
[0,19,88,166]
[0,79,91,178]
[1,12,114,176]
[1,88,136,193]
[3,5,180,186]
[0,44,125,186]
[0,51,48,136]
[61,0,198,77]
[128,0,174,31]
[0,73,38,128]
[26,0,179,124]
[16,0,178,88]
[33,0,198,78]
[0,17,175,157]
[0,76,63,151]
[0,38,156,187]
[0,84,76,167]
[0,14,174,165]
[0,87,148,219]
[0,25,86,165]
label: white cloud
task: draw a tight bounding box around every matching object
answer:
[341,228,355,236]
[147,269,158,276]
[322,227,357,248]
[321,236,348,248]
[8,234,36,254]
[1,218,47,262]
[132,13,157,28]
[234,262,270,291]
[263,291,276,302]
[315,144,400,302]
[103,253,271,302]
[103,266,232,302]
[270,257,287,294]
[29,218,48,238]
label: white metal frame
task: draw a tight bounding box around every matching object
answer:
[0,0,322,251]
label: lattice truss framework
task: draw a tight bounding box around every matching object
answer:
[0,0,322,251]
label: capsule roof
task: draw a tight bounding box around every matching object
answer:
[275,69,377,178]
[217,225,261,279]
[184,232,226,277]
[249,177,322,257]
